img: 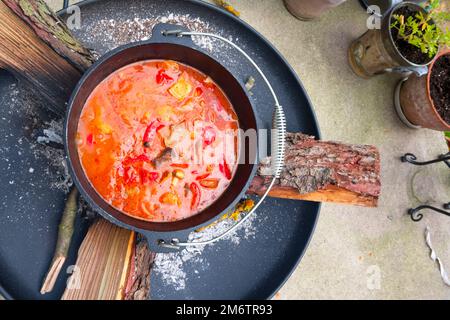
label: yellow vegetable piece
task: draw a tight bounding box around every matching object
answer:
[173,169,185,179]
[96,121,113,134]
[156,105,174,122]
[159,192,180,206]
[169,77,192,100]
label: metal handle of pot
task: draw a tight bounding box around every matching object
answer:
[158,30,286,250]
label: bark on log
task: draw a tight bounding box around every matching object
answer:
[124,239,156,300]
[0,0,95,115]
[248,133,380,207]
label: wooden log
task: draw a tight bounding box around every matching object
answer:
[62,219,135,300]
[248,133,381,207]
[0,0,94,115]
[61,219,155,300]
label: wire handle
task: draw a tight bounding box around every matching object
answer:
[159,30,286,249]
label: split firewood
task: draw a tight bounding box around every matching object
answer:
[61,219,156,300]
[62,219,136,300]
[0,0,95,115]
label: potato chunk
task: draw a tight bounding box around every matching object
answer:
[169,77,192,100]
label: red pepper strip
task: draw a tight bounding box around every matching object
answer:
[219,158,232,180]
[149,172,159,181]
[156,69,173,84]
[171,163,189,169]
[190,182,201,210]
[194,87,203,97]
[123,154,150,166]
[139,169,159,184]
[86,133,94,145]
[202,126,216,147]
[195,173,211,181]
[143,121,165,146]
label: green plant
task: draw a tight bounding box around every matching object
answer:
[390,0,450,59]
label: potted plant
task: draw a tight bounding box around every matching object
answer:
[348,1,450,78]
[395,50,450,131]
[283,0,346,21]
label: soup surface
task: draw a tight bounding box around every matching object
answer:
[77,60,239,222]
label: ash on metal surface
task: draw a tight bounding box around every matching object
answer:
[153,211,258,291]
[75,12,241,69]
[1,83,72,194]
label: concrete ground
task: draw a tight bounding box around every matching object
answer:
[44,0,450,299]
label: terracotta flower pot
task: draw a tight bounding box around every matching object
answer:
[283,0,346,20]
[396,50,450,131]
[348,2,433,78]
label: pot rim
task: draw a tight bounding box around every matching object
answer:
[65,38,259,234]
[383,1,437,67]
[426,49,450,130]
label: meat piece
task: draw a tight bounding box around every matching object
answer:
[151,147,173,168]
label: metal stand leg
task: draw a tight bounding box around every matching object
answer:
[402,152,450,221]
[401,152,450,168]
[408,203,450,222]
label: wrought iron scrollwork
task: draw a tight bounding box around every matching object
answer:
[408,203,450,222]
[401,152,450,168]
[402,152,450,221]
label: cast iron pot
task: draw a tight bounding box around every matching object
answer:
[65,24,259,253]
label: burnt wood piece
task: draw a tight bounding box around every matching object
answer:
[247,133,381,207]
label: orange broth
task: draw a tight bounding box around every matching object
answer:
[76,60,239,222]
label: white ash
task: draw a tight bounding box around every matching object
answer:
[153,210,257,291]
[83,14,237,58]
[36,125,64,145]
[4,83,72,193]
[32,119,72,193]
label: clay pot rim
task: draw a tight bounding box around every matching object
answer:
[426,49,450,130]
[385,1,436,67]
